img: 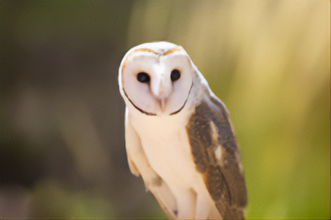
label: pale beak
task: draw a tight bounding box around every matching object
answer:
[151,73,171,112]
[159,98,166,111]
[156,81,166,111]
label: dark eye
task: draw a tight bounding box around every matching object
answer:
[170,69,181,82]
[137,72,150,83]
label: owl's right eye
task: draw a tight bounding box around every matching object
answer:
[137,72,150,83]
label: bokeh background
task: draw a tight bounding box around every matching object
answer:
[0,0,329,219]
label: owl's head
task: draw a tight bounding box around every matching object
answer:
[118,42,196,116]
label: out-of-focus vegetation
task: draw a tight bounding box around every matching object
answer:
[0,0,329,219]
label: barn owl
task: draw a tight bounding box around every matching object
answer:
[118,42,247,219]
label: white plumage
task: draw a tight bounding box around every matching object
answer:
[118,42,247,219]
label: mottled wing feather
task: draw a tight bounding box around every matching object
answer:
[125,109,177,219]
[186,96,247,219]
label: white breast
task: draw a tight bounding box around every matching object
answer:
[129,108,222,220]
[129,109,201,189]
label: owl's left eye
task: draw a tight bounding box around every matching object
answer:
[171,69,181,82]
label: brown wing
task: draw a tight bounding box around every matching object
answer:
[186,96,247,219]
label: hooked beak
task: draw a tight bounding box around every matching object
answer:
[156,80,166,111]
[158,98,166,111]
[152,77,168,112]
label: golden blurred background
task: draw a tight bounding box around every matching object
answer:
[0,0,329,219]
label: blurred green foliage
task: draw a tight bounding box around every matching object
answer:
[0,0,329,219]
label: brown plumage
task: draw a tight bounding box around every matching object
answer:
[186,98,247,219]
